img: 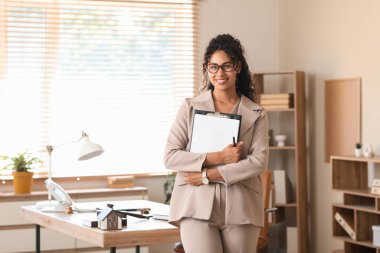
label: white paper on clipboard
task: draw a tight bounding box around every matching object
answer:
[189,110,242,153]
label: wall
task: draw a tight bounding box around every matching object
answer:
[278,1,380,253]
[198,0,279,76]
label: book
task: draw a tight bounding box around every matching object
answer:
[152,214,169,221]
[273,170,292,204]
[82,219,98,228]
[262,104,293,110]
[334,211,356,240]
[260,93,294,99]
[260,99,293,106]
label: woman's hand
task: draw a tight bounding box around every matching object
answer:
[182,172,203,186]
[183,168,225,186]
[221,141,243,164]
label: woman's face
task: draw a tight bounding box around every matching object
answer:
[207,50,240,93]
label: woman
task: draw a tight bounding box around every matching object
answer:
[164,34,269,253]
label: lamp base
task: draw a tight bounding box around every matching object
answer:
[35,200,66,212]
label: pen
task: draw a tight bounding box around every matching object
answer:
[233,137,236,147]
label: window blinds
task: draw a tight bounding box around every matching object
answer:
[0,0,199,175]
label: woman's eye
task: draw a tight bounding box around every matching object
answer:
[208,65,218,71]
[223,64,233,70]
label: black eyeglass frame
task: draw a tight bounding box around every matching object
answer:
[206,62,236,74]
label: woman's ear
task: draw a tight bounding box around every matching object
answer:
[235,63,241,74]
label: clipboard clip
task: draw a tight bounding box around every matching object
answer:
[206,112,230,118]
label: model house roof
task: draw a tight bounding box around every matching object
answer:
[97,204,122,221]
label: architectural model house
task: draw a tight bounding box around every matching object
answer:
[97,204,123,230]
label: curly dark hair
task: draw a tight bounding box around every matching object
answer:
[201,34,256,101]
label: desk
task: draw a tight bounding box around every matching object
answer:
[20,200,180,253]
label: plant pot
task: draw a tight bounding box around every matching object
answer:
[12,171,34,194]
[354,148,362,158]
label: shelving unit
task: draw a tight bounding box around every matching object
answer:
[253,71,308,253]
[332,156,380,253]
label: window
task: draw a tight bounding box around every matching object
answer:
[0,0,199,176]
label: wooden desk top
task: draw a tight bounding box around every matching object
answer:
[20,200,179,248]
[1,186,148,202]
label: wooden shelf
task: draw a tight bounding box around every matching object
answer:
[254,70,308,253]
[264,108,295,112]
[269,146,296,150]
[332,156,380,253]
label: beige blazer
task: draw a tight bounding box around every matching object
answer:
[164,90,269,227]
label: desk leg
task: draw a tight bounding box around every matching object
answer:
[36,224,41,253]
[136,245,140,253]
[110,247,116,253]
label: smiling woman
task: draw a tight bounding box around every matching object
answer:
[0,0,199,176]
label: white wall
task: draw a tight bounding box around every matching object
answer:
[278,1,380,253]
[198,0,279,74]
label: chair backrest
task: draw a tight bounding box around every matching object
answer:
[257,169,272,250]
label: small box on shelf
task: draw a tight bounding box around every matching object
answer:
[372,225,380,247]
[370,179,380,195]
[107,175,135,188]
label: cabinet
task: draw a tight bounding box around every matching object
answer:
[253,71,308,253]
[332,156,380,253]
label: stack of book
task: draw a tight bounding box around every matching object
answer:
[260,93,294,109]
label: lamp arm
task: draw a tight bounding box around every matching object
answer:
[49,131,88,149]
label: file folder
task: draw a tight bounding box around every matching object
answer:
[189,110,242,153]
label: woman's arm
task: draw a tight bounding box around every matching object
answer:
[181,111,268,186]
[217,111,269,185]
[164,100,206,172]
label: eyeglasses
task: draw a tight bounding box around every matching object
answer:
[206,62,235,74]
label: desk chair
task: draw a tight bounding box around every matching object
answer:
[173,169,274,253]
[256,169,273,252]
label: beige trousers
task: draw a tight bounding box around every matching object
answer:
[180,184,260,253]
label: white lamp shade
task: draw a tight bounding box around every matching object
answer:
[78,135,104,161]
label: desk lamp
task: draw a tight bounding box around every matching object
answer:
[36,131,104,211]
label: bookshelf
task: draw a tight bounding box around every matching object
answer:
[331,156,380,253]
[253,71,308,253]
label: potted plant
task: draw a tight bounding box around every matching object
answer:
[163,172,175,204]
[355,143,362,158]
[0,151,42,194]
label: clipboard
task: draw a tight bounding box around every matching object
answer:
[189,110,242,153]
